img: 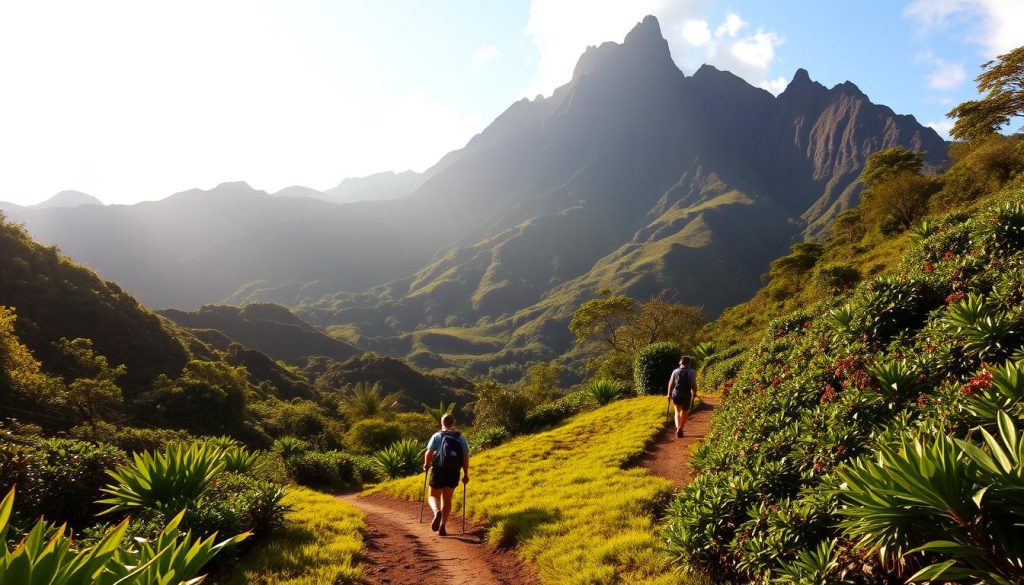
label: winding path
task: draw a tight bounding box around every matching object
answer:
[634,395,721,488]
[341,493,541,585]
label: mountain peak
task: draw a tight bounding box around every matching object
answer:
[623,15,663,46]
[33,190,104,208]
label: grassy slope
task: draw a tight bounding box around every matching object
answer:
[211,487,364,585]
[374,396,691,585]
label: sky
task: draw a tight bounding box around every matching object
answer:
[1,0,1021,206]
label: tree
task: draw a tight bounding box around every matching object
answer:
[0,306,65,424]
[568,295,636,353]
[56,337,126,433]
[949,45,1024,140]
[859,147,925,187]
[520,361,561,404]
[468,380,533,432]
[864,172,935,234]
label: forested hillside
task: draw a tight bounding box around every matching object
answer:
[663,52,1024,578]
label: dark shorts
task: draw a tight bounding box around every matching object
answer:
[429,466,460,489]
[671,391,691,408]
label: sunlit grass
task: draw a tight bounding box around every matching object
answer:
[212,486,363,585]
[374,396,695,585]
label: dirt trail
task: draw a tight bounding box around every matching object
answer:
[634,395,721,488]
[342,492,541,585]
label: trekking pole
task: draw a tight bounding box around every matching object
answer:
[418,468,428,523]
[462,481,467,534]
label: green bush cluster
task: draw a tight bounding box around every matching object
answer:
[632,342,681,395]
[665,197,1024,581]
[522,389,589,431]
[286,450,361,489]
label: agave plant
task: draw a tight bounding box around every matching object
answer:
[838,411,1024,583]
[373,438,422,479]
[220,445,261,473]
[0,486,247,585]
[691,341,717,372]
[962,361,1024,422]
[423,400,456,425]
[943,293,1018,359]
[869,360,928,406]
[909,219,938,243]
[205,435,240,450]
[98,441,225,515]
[583,378,625,406]
[771,539,847,584]
[273,436,310,461]
[338,382,402,420]
[825,304,855,338]
[976,201,1024,255]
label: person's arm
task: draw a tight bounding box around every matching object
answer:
[423,449,434,472]
[666,370,675,399]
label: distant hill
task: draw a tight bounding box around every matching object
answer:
[2,15,946,381]
[34,190,104,208]
[273,171,420,205]
[303,354,473,410]
[160,303,359,364]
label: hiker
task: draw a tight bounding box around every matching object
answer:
[667,356,698,438]
[423,413,469,536]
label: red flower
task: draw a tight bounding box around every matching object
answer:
[962,369,993,396]
[917,393,927,407]
[946,290,965,305]
[924,344,937,353]
[943,251,954,260]
[820,384,838,404]
[835,444,846,455]
[924,262,935,273]
[813,461,826,474]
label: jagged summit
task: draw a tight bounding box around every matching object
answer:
[572,15,677,82]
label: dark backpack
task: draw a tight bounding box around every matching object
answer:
[673,368,694,399]
[435,430,465,473]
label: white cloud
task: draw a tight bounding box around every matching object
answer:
[473,44,502,67]
[927,61,966,89]
[926,119,955,138]
[730,30,783,69]
[916,51,967,90]
[715,12,746,38]
[905,0,1024,58]
[681,19,711,46]
[759,75,789,95]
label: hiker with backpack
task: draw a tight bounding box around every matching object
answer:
[422,413,469,536]
[667,356,698,438]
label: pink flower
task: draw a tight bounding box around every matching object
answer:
[924,262,934,273]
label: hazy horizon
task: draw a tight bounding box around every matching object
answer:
[1,0,1020,206]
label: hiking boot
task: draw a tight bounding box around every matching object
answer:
[431,510,442,532]
[676,427,684,438]
[438,525,447,537]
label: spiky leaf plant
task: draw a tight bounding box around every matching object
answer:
[584,378,625,406]
[373,438,423,479]
[98,441,225,515]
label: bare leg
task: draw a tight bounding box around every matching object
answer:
[440,487,455,527]
[675,404,688,430]
[429,487,442,514]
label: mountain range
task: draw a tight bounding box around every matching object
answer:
[0,16,946,380]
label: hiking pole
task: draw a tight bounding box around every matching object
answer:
[462,481,467,534]
[418,468,428,523]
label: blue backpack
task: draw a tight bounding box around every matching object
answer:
[436,430,465,473]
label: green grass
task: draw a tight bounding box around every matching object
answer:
[373,396,694,585]
[211,487,364,585]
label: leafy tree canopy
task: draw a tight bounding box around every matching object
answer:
[949,45,1024,140]
[859,146,925,187]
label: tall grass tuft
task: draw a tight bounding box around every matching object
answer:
[584,378,625,406]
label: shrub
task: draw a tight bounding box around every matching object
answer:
[583,379,625,406]
[396,411,438,442]
[185,472,287,537]
[69,422,193,453]
[633,342,681,395]
[0,437,126,529]
[273,436,310,460]
[344,418,404,455]
[467,426,510,452]
[374,438,423,479]
[815,263,861,293]
[287,450,358,489]
[98,441,225,515]
[522,390,589,432]
[220,445,261,473]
